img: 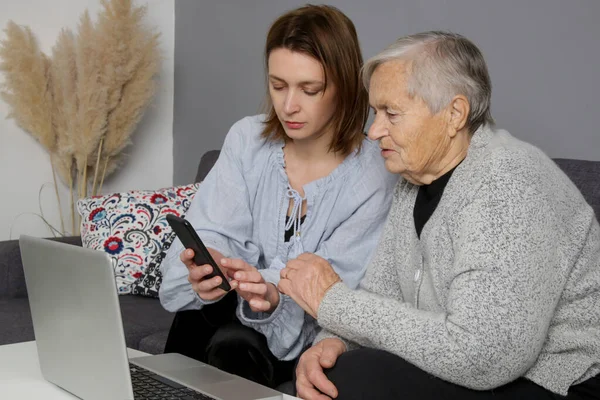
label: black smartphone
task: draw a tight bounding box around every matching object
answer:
[166,214,231,292]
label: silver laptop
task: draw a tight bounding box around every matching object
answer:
[19,235,283,400]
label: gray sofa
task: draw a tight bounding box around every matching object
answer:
[0,153,598,356]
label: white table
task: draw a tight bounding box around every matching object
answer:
[0,341,299,399]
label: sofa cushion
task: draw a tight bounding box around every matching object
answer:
[77,183,200,294]
[0,296,173,351]
[138,330,170,355]
[115,295,174,351]
[0,236,82,299]
[0,298,35,344]
[0,240,28,300]
[554,158,600,220]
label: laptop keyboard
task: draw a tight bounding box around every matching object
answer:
[130,363,218,400]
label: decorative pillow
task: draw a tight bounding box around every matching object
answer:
[77,183,199,294]
[131,231,176,298]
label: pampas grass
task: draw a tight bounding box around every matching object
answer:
[0,22,55,152]
[0,0,161,236]
[51,29,77,182]
[74,10,109,200]
[50,28,78,233]
[100,20,160,192]
[92,0,161,195]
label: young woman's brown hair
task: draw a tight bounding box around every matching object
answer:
[261,4,369,156]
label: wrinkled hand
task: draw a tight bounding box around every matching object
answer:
[181,248,237,301]
[296,338,346,400]
[221,258,279,313]
[278,253,341,318]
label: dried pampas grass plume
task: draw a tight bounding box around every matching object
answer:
[0,21,54,152]
[0,21,64,233]
[73,10,109,198]
[101,24,160,189]
[50,28,79,233]
[92,0,161,194]
[51,28,78,182]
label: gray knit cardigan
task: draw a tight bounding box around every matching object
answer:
[316,126,600,395]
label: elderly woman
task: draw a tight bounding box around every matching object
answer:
[279,31,600,400]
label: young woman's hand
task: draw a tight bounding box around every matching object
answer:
[180,248,237,301]
[220,258,280,313]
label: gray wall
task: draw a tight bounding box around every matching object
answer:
[173,0,600,185]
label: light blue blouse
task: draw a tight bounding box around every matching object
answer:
[159,115,397,360]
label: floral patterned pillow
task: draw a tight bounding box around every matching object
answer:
[77,183,200,294]
[131,231,176,298]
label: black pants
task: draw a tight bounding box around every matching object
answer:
[163,291,296,389]
[315,348,600,400]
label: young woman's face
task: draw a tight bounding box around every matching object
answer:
[267,48,337,143]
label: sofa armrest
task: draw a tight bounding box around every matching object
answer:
[195,150,220,183]
[0,236,82,299]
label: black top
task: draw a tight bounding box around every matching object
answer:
[413,166,458,238]
[284,215,306,242]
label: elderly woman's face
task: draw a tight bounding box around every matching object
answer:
[367,61,452,185]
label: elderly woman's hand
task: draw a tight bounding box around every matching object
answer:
[278,253,341,318]
[295,338,346,400]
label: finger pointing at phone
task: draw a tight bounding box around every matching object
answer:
[220,258,280,313]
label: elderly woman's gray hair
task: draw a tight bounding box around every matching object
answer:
[363,31,494,134]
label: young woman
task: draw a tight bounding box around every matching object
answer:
[159,5,398,389]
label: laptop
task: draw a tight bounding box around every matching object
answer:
[19,235,283,400]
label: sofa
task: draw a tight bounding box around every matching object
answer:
[1,153,598,356]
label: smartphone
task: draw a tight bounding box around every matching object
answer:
[166,214,231,292]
